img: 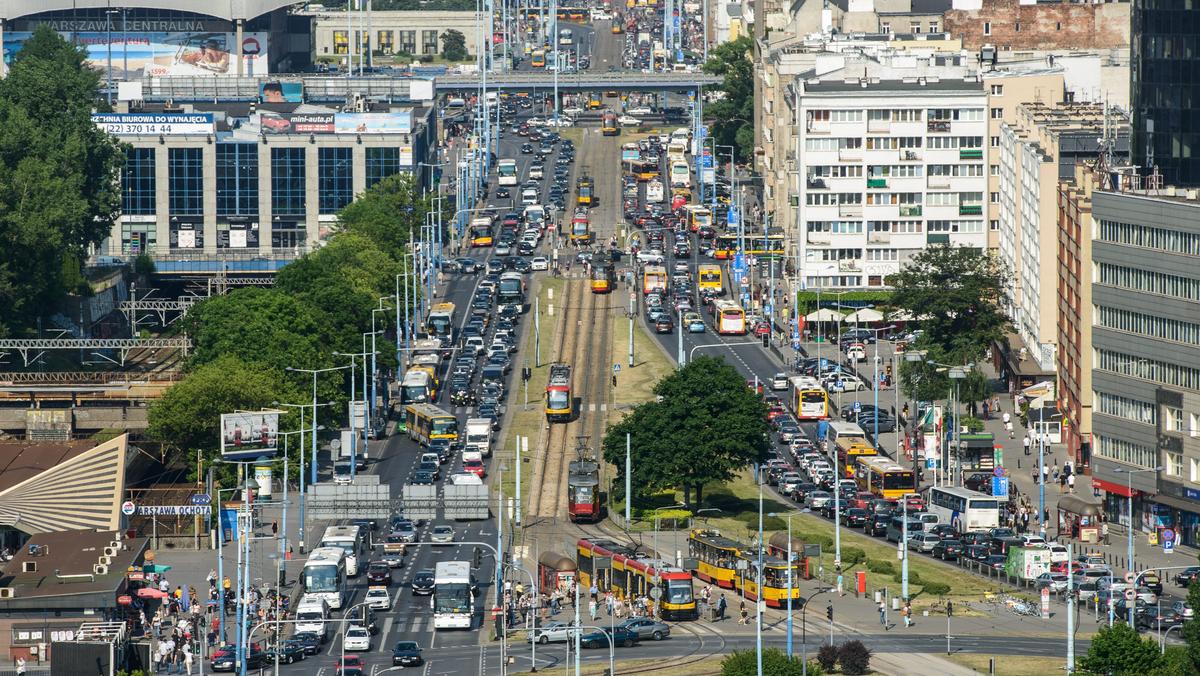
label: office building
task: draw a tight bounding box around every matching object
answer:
[1131,1,1200,186]
[790,55,988,290]
[308,10,485,61]
[1089,186,1200,542]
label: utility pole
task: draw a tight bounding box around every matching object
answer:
[625,433,632,524]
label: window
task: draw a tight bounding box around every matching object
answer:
[1192,458,1200,484]
[990,84,1003,96]
[910,22,921,34]
[366,147,403,188]
[377,30,394,54]
[1014,22,1021,33]
[319,147,354,215]
[423,30,438,55]
[334,30,349,55]
[1094,435,1156,469]
[868,275,884,286]
[1097,219,1200,255]
[1055,22,1061,31]
[1095,305,1200,345]
[271,147,307,216]
[216,143,259,216]
[817,248,862,261]
[868,220,921,234]
[1166,407,1185,433]
[928,220,984,233]
[810,165,863,178]
[991,107,1004,119]
[990,219,1000,231]
[1095,391,1156,425]
[168,147,204,216]
[1094,263,1200,301]
[1166,451,1183,477]
[1095,349,1200,392]
[990,164,1000,176]
[983,22,991,36]
[990,192,1000,204]
[807,221,863,234]
[865,249,898,261]
[991,136,1001,148]
[121,147,156,216]
[831,110,863,122]
[806,192,863,206]
[881,22,891,34]
[399,31,416,55]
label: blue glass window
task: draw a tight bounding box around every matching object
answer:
[366,147,402,188]
[168,147,204,215]
[319,147,354,214]
[271,147,307,216]
[216,143,259,216]
[122,147,156,216]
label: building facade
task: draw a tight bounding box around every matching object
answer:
[1131,1,1200,186]
[791,60,988,289]
[309,10,484,61]
[1089,188,1200,544]
[943,0,1129,52]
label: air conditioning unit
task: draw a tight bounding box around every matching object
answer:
[98,556,112,566]
[93,564,108,576]
[108,541,122,550]
[22,562,36,573]
[0,587,15,598]
[103,547,118,557]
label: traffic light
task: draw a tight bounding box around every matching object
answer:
[473,546,483,568]
[761,333,770,348]
[946,601,954,617]
[826,604,833,621]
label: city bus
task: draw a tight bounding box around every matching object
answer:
[497,159,518,186]
[426,302,456,338]
[469,217,494,247]
[531,49,546,67]
[826,420,868,450]
[685,205,712,232]
[559,28,574,46]
[855,456,915,500]
[404,403,459,446]
[401,368,435,404]
[432,561,475,629]
[601,112,619,136]
[697,264,722,294]
[642,264,667,295]
[498,271,526,304]
[835,437,877,478]
[712,299,747,335]
[301,547,348,609]
[320,525,366,577]
[789,375,829,420]
[926,486,1002,534]
[622,159,659,181]
[669,159,691,188]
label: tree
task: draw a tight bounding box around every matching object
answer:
[440,30,469,62]
[721,647,814,676]
[702,36,754,164]
[887,245,1011,366]
[602,356,769,508]
[1079,622,1164,675]
[336,174,428,260]
[0,26,124,336]
[837,640,872,675]
[1183,577,1200,670]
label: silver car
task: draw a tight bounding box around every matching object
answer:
[528,621,578,644]
[619,617,670,641]
[430,525,456,545]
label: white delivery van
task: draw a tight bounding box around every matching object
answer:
[465,418,493,457]
[295,595,331,640]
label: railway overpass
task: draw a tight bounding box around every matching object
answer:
[0,371,181,439]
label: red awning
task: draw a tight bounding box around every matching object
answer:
[1092,477,1136,498]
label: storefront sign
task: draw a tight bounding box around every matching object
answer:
[135,505,212,516]
[93,113,215,136]
[1184,488,1200,501]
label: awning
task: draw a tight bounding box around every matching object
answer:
[1092,477,1136,498]
[1149,492,1200,514]
[1058,494,1104,517]
[805,309,843,322]
[845,308,883,323]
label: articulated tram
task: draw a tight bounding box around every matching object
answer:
[576,538,698,620]
[686,529,802,608]
[544,363,573,422]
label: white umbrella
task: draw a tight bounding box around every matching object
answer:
[846,308,883,323]
[805,308,843,322]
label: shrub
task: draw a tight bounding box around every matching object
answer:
[866,559,895,575]
[838,640,872,675]
[721,647,810,676]
[922,581,951,596]
[796,531,834,549]
[894,569,922,585]
[840,546,866,566]
[816,644,839,672]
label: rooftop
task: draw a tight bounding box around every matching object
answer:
[0,530,148,611]
[0,440,96,495]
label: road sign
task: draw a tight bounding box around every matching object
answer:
[993,467,1005,477]
[1165,537,1175,554]
[190,493,212,506]
[649,587,662,600]
[1164,528,1176,553]
[852,401,861,413]
[991,476,1009,498]
[1040,588,1050,619]
[121,501,136,516]
[612,363,621,373]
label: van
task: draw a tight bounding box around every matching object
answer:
[480,365,506,386]
[522,188,538,205]
[885,516,923,544]
[451,472,484,485]
[295,595,331,640]
[913,512,940,528]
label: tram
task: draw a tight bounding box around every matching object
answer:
[567,459,601,523]
[544,363,573,422]
[686,529,802,607]
[590,261,616,293]
[575,538,698,620]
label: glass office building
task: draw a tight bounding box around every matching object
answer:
[1131,1,1200,185]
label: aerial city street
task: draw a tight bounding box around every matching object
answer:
[0,0,1194,675]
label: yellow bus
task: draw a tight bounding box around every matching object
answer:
[622,159,659,181]
[697,264,722,294]
[712,234,785,259]
[789,375,829,420]
[601,112,619,136]
[469,217,494,247]
[576,176,594,206]
[713,299,746,335]
[855,456,915,500]
[685,205,712,232]
[836,437,877,478]
[642,264,667,295]
[404,403,458,446]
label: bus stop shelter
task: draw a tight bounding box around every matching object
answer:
[1057,493,1104,543]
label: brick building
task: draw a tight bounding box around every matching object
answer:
[944,0,1129,52]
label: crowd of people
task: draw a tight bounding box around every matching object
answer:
[500,578,669,631]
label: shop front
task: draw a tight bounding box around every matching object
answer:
[1150,486,1200,548]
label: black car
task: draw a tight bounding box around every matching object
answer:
[291,632,322,655]
[520,143,534,154]
[852,412,896,434]
[865,514,891,537]
[367,561,392,585]
[960,531,991,546]
[267,640,307,665]
[417,461,441,480]
[1176,567,1200,587]
[428,439,453,464]
[931,539,963,561]
[928,524,958,541]
[410,470,436,485]
[963,544,990,561]
[411,569,436,595]
[840,508,870,528]
[496,187,511,198]
[964,473,993,493]
[392,641,424,667]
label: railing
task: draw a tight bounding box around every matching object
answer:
[839,204,864,217]
[839,148,863,161]
[899,205,923,217]
[867,231,891,244]
[807,231,831,244]
[901,150,922,161]
[867,120,890,133]
[960,148,984,160]
[959,204,983,216]
[807,178,828,189]
[927,176,951,188]
[807,121,830,134]
[927,120,950,133]
[867,178,888,189]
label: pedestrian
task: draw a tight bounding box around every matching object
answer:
[1023,435,1031,456]
[982,400,990,420]
[15,656,25,676]
[1102,520,1110,545]
[738,600,749,625]
[903,600,913,628]
[590,583,598,602]
[1005,419,1014,439]
[717,594,727,621]
[878,599,887,629]
[588,598,598,621]
[1067,473,1076,494]
[271,520,278,536]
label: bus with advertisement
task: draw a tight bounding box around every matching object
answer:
[404,403,459,446]
[685,205,713,232]
[712,300,747,335]
[926,486,1001,534]
[642,265,667,295]
[469,217,494,247]
[697,264,722,295]
[789,375,829,420]
[531,50,546,67]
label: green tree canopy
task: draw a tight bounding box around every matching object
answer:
[440,30,469,62]
[702,36,754,164]
[603,356,769,507]
[0,25,124,336]
[336,174,427,260]
[1182,577,1200,671]
[1079,622,1164,675]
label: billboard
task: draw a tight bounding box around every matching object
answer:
[219,411,279,460]
[258,112,413,135]
[92,113,215,136]
[4,31,269,77]
[260,81,303,103]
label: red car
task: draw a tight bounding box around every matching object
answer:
[464,457,486,478]
[336,656,366,674]
[747,379,764,395]
[754,321,772,337]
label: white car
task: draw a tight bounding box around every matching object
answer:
[561,106,584,117]
[1020,535,1047,547]
[545,117,574,127]
[526,117,546,127]
[343,626,372,651]
[822,373,865,392]
[1046,544,1070,563]
[528,621,578,644]
[430,525,456,545]
[365,586,391,610]
[530,256,549,271]
[628,106,654,116]
[771,373,789,391]
[617,115,642,126]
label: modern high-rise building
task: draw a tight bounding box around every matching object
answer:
[1131,1,1200,186]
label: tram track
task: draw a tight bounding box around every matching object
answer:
[620,620,728,675]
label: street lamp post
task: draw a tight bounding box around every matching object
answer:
[272,400,334,557]
[1114,465,1164,626]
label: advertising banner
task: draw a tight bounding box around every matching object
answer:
[219,411,279,460]
[260,81,303,103]
[4,31,270,77]
[258,112,412,135]
[92,113,215,136]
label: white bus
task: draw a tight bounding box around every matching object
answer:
[926,486,1001,534]
[402,369,434,404]
[301,547,348,609]
[320,525,366,577]
[826,420,868,449]
[432,561,475,629]
[712,300,746,335]
[669,159,691,188]
[497,159,518,186]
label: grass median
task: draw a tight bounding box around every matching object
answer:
[944,653,1065,675]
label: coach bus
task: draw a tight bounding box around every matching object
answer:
[320,526,366,577]
[926,486,1001,534]
[302,547,348,609]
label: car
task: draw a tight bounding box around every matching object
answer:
[1046,543,1070,564]
[410,470,436,485]
[211,645,266,672]
[390,640,424,666]
[619,617,670,641]
[431,525,456,545]
[291,632,322,655]
[580,626,640,649]
[654,315,674,333]
[456,258,480,274]
[771,373,789,391]
[366,561,392,585]
[1142,571,1163,595]
[335,656,366,675]
[931,539,964,561]
[1177,567,1200,587]
[821,373,865,392]
[907,533,940,553]
[617,114,642,126]
[343,626,372,651]
[852,412,896,433]
[531,256,549,271]
[964,544,990,561]
[1035,572,1070,593]
[840,508,871,528]
[804,490,832,509]
[391,519,418,543]
[1020,535,1047,547]
[928,524,958,540]
[520,143,534,154]
[528,620,579,644]
[963,472,993,493]
[1173,600,1195,620]
[411,569,436,595]
[365,586,391,610]
[983,554,1008,570]
[417,460,441,480]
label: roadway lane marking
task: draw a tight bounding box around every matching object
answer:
[378,617,394,652]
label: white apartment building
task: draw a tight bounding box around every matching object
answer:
[792,60,988,289]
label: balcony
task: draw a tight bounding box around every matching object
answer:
[839,148,863,161]
[807,121,830,134]
[807,231,831,244]
[927,175,951,189]
[899,205,923,217]
[959,204,983,216]
[900,150,922,162]
[839,204,863,218]
[867,231,891,244]
[838,260,863,273]
[959,148,983,160]
[867,119,890,133]
[807,177,828,189]
[927,120,950,133]
[867,178,888,189]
